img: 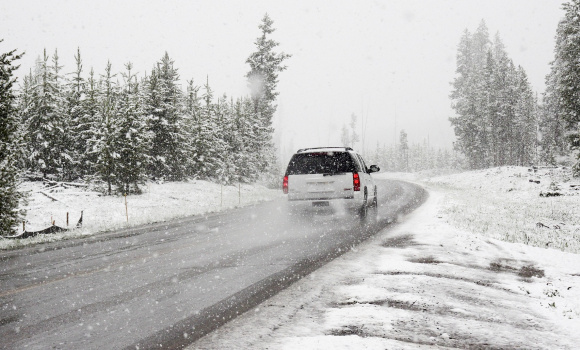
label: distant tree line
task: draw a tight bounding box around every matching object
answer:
[368,130,460,173]
[0,14,289,235]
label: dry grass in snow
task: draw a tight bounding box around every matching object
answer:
[423,166,580,253]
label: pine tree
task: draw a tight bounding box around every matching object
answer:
[235,97,264,182]
[398,130,409,172]
[215,94,236,184]
[0,41,25,235]
[51,49,75,180]
[246,14,291,125]
[81,68,101,178]
[26,49,64,178]
[145,52,187,181]
[115,63,150,194]
[194,79,226,181]
[182,79,201,178]
[66,48,86,179]
[513,67,537,166]
[246,14,290,180]
[550,0,580,175]
[92,62,118,195]
[539,67,567,164]
[17,70,34,171]
[231,97,258,182]
[450,29,480,169]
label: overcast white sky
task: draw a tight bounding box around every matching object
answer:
[0,0,565,162]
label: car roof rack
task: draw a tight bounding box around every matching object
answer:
[297,147,353,153]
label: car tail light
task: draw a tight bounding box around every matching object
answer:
[283,175,288,194]
[353,172,360,191]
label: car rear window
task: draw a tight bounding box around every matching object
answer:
[285,152,356,175]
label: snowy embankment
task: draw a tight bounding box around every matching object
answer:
[192,167,580,349]
[0,180,282,250]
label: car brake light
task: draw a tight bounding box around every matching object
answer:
[353,172,360,191]
[283,175,288,194]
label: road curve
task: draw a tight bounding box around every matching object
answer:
[0,179,426,350]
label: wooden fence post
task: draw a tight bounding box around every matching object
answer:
[125,194,129,222]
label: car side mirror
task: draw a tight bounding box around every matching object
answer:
[369,165,380,173]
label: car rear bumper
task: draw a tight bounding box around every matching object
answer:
[287,196,364,212]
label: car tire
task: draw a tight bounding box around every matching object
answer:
[359,188,368,218]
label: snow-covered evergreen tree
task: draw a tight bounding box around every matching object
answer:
[182,79,201,178]
[539,67,567,165]
[81,68,101,179]
[64,48,87,179]
[194,79,226,180]
[246,14,291,126]
[545,0,580,175]
[513,67,537,166]
[26,49,65,178]
[0,41,25,235]
[145,52,187,181]
[231,97,260,182]
[246,14,290,182]
[215,94,237,184]
[450,28,480,169]
[115,63,150,194]
[92,62,119,195]
[50,49,75,180]
[398,130,409,172]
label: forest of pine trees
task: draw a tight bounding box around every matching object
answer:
[16,15,287,194]
[450,21,539,170]
[451,4,580,175]
[16,48,279,195]
[0,14,289,234]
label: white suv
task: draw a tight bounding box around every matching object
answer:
[283,147,380,217]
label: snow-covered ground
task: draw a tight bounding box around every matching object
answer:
[3,167,579,348]
[192,168,580,349]
[0,180,281,250]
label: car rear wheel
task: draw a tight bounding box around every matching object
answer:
[359,188,368,218]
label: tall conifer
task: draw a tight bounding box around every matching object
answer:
[0,41,24,235]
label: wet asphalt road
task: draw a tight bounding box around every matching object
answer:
[0,179,426,350]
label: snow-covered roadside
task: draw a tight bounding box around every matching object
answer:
[191,173,580,349]
[0,180,281,250]
[426,166,580,254]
